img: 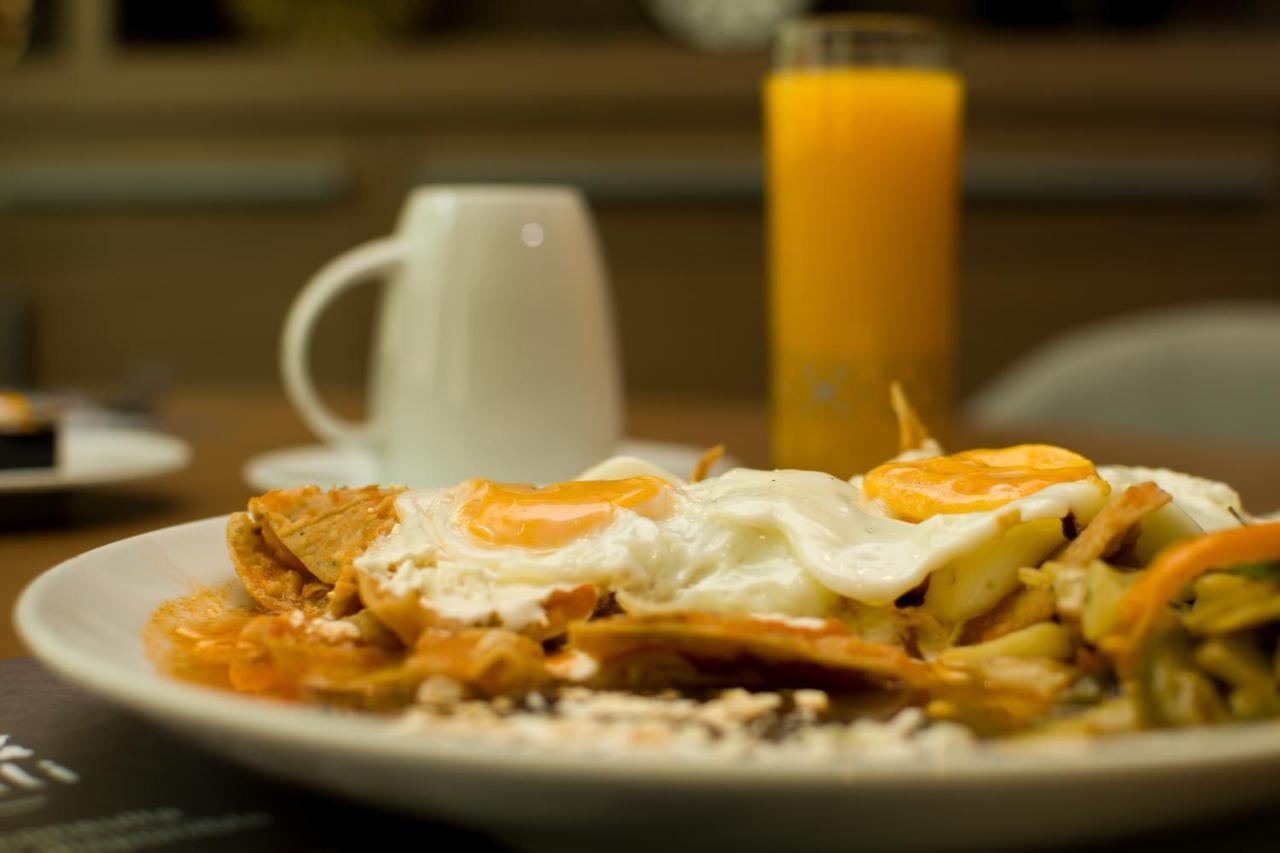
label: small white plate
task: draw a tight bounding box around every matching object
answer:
[16,518,1280,851]
[0,424,190,492]
[243,439,735,491]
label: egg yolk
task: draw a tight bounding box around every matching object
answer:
[863,444,1105,523]
[458,476,674,549]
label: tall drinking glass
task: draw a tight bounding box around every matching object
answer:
[766,15,962,476]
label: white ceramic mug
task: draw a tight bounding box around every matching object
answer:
[281,185,622,486]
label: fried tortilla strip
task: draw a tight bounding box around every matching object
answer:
[890,381,933,454]
[1047,484,1168,625]
[569,612,937,692]
[227,512,327,613]
[958,585,1057,646]
[533,583,600,642]
[249,485,404,586]
[689,444,726,484]
[1059,482,1171,567]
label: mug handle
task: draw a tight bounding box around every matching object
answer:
[280,237,404,445]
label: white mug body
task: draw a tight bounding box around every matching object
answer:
[367,186,622,485]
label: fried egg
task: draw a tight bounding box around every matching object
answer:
[355,445,1112,630]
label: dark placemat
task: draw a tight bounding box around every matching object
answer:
[4,656,1280,853]
[0,658,509,852]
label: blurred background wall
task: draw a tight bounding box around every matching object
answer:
[1,0,1279,403]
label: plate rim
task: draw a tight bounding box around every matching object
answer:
[16,514,1280,789]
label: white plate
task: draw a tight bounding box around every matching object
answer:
[243,439,735,491]
[0,425,190,492]
[16,518,1280,851]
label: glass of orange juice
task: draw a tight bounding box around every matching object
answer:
[766,15,963,477]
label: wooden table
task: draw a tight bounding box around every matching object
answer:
[3,386,1280,659]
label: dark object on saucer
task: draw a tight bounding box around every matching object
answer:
[0,391,59,469]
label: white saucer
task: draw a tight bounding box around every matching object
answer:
[0,424,191,493]
[243,440,737,491]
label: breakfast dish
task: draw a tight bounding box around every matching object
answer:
[148,388,1280,756]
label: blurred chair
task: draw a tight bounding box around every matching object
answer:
[964,301,1280,447]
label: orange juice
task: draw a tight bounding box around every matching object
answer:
[767,65,962,476]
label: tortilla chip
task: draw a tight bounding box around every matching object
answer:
[1059,482,1171,566]
[530,584,600,642]
[249,485,403,586]
[226,512,326,613]
[258,519,305,573]
[355,572,452,646]
[569,612,1063,732]
[689,444,725,484]
[410,628,549,697]
[890,381,932,454]
[569,612,936,692]
[248,485,320,563]
[327,575,364,619]
[330,627,549,708]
